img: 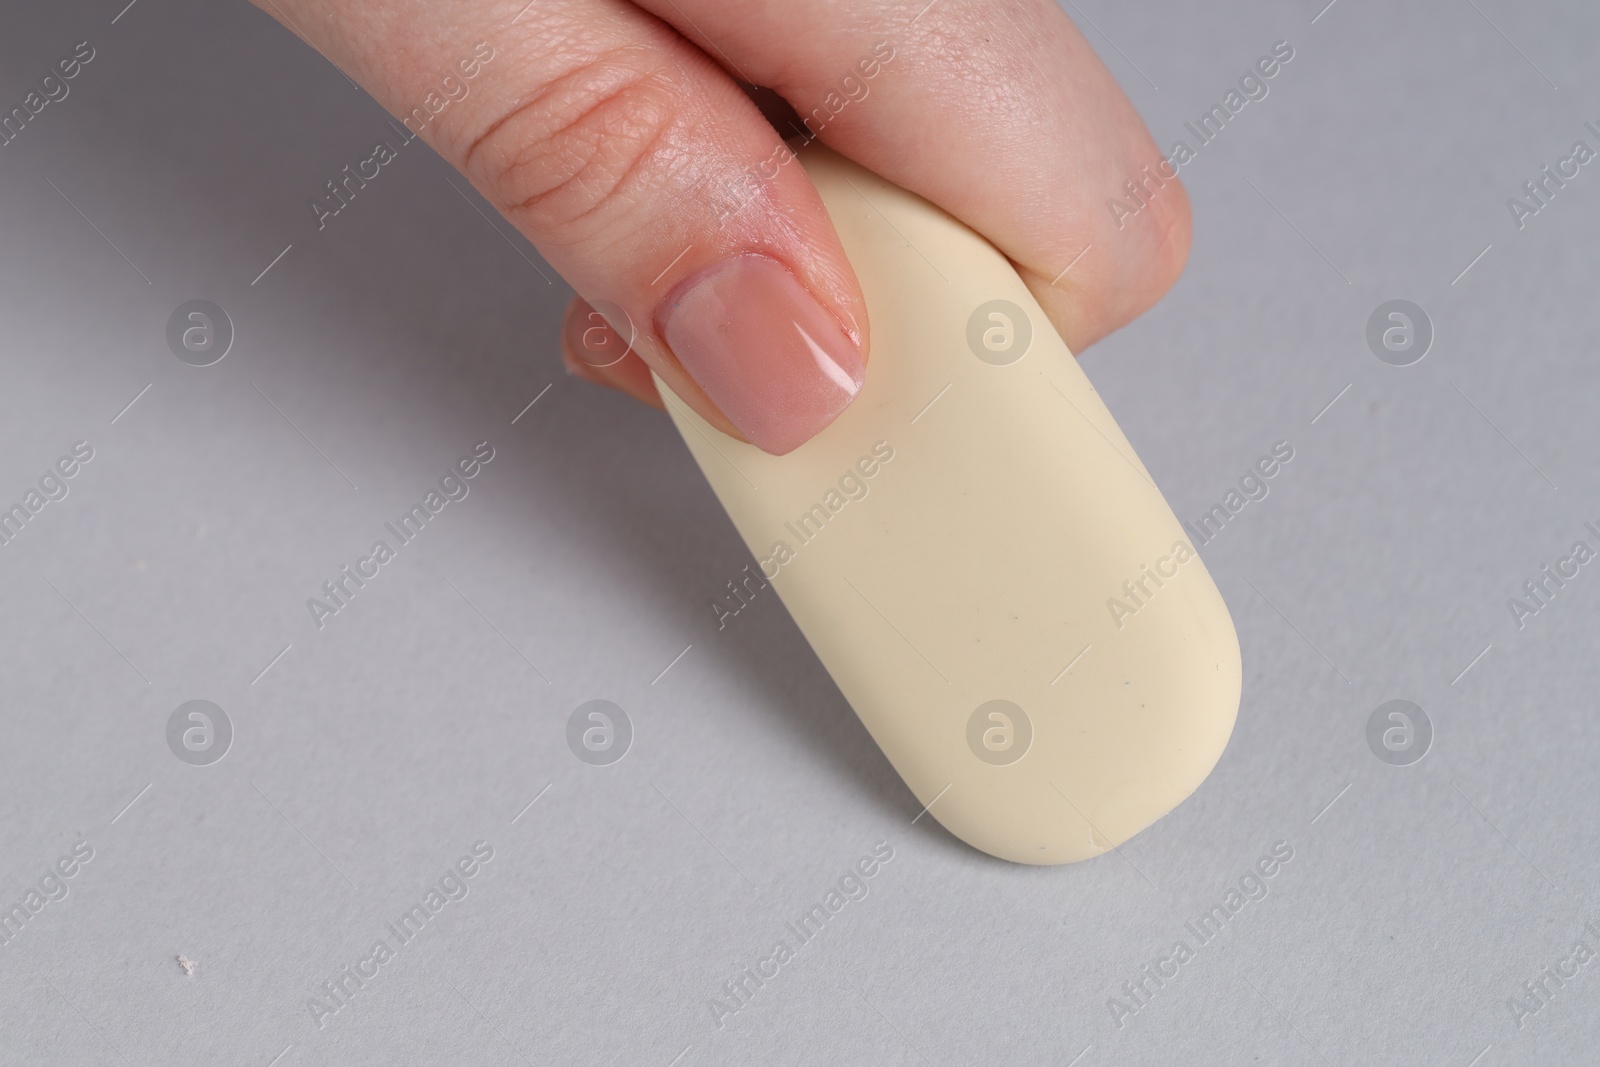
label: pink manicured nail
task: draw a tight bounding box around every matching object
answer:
[656,254,865,455]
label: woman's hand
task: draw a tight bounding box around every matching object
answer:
[253,0,1191,453]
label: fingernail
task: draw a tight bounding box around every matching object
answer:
[656,253,864,455]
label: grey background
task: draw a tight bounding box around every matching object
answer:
[1,0,1596,1063]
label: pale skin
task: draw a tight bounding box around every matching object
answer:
[252,0,1192,451]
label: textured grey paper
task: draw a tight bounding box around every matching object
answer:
[1,1,1598,1064]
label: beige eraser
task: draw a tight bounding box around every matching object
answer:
[658,146,1240,864]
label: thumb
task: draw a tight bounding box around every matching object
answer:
[253,0,869,455]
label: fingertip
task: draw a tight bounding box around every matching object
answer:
[560,297,665,410]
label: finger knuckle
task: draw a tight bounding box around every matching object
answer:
[463,47,685,237]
